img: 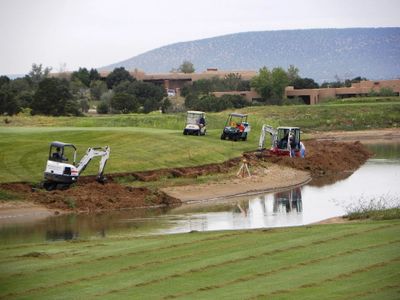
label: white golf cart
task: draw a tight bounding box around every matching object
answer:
[183,111,206,136]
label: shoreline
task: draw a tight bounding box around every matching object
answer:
[161,165,311,204]
[0,128,393,224]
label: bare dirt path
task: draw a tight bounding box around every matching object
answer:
[161,165,310,203]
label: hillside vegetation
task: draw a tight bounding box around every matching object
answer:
[103,27,400,81]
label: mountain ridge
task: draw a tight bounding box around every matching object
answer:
[101,27,400,82]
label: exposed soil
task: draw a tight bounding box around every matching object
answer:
[0,139,371,214]
[255,140,372,186]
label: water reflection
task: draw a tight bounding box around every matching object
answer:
[273,188,302,213]
[160,188,304,233]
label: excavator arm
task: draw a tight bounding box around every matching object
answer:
[258,124,277,150]
[76,146,110,182]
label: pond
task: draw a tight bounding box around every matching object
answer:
[0,141,399,244]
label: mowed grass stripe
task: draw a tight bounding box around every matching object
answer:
[0,231,245,280]
[248,256,400,300]
[0,232,258,295]
[90,223,398,298]
[112,236,400,299]
[189,245,400,300]
[1,236,253,300]
[160,239,400,299]
[0,222,398,299]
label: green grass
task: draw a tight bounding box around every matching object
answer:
[2,96,400,131]
[0,98,399,183]
[348,208,400,220]
[0,189,20,201]
[0,221,398,299]
[345,196,400,220]
[0,127,255,183]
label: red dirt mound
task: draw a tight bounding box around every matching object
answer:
[248,140,371,186]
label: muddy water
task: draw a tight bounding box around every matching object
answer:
[0,142,399,244]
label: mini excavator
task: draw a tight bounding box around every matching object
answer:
[258,125,301,157]
[43,141,110,190]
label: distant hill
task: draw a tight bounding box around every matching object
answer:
[101,28,400,82]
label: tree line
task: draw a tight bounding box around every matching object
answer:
[2,61,385,116]
[0,64,168,116]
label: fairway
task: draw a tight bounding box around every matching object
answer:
[0,127,255,183]
[0,221,399,299]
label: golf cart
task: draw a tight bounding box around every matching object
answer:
[220,113,250,141]
[183,111,206,136]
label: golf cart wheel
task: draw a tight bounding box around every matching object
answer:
[220,133,226,140]
[242,134,247,141]
[183,130,188,135]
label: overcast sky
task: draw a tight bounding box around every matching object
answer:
[1,0,399,75]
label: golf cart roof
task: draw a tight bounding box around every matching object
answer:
[229,113,248,118]
[50,141,76,150]
[187,111,205,115]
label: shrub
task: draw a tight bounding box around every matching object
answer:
[96,101,109,114]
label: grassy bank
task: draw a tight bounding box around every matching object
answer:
[0,98,399,183]
[0,127,255,183]
[0,221,399,299]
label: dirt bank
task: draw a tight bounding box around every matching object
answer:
[0,139,371,213]
[161,165,311,203]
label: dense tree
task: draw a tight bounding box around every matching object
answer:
[90,80,108,100]
[293,77,319,89]
[71,68,91,87]
[96,101,109,114]
[251,67,272,100]
[132,81,164,106]
[271,67,289,99]
[31,78,79,116]
[178,61,195,73]
[0,76,10,88]
[287,65,300,85]
[161,98,172,113]
[0,86,20,115]
[184,93,246,112]
[106,67,134,89]
[27,63,52,86]
[89,68,101,82]
[110,93,139,113]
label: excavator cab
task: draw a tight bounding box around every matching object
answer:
[258,125,301,157]
[49,142,77,164]
[276,127,300,151]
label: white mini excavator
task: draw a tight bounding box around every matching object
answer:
[258,124,301,157]
[43,141,110,190]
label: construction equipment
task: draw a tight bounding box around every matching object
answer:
[220,113,250,141]
[183,111,206,135]
[43,141,110,190]
[258,125,301,157]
